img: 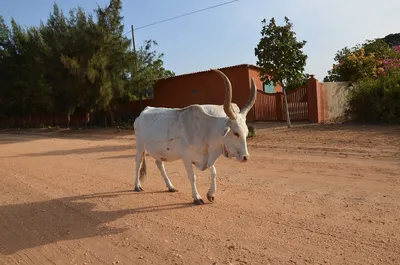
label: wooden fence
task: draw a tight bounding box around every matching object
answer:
[253,91,278,121]
[286,85,308,121]
[254,85,308,122]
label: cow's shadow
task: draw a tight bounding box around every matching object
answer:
[0,190,194,255]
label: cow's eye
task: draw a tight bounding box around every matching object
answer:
[233,132,240,137]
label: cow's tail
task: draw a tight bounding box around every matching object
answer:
[139,153,147,181]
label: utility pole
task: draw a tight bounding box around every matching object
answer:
[131,24,143,110]
[131,25,138,73]
[131,25,137,55]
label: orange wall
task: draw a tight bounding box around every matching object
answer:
[307,75,329,123]
[114,65,287,123]
[317,83,329,122]
[151,66,256,112]
[247,69,282,93]
[247,68,264,92]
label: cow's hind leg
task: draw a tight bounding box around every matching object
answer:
[207,165,217,202]
[155,160,177,192]
[183,159,204,205]
[134,144,146,192]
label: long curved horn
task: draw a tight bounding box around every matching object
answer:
[211,69,236,120]
[240,77,257,115]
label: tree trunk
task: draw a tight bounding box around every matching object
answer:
[85,111,90,128]
[67,114,71,128]
[282,86,292,128]
[28,114,33,128]
[139,96,143,112]
[108,106,116,127]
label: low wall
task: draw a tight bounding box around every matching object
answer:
[322,82,351,121]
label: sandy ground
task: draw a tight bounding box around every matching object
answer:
[0,123,399,265]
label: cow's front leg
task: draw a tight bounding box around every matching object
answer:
[183,159,204,205]
[207,165,217,202]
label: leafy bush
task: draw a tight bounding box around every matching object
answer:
[247,125,256,138]
[347,69,400,123]
[327,47,384,82]
[324,40,400,82]
[115,116,136,130]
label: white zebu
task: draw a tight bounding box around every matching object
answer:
[133,69,257,204]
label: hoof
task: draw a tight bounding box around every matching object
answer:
[134,186,144,192]
[193,199,204,205]
[207,193,215,203]
[168,187,178,192]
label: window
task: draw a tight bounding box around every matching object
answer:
[263,81,275,93]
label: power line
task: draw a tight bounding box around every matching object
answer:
[123,0,240,36]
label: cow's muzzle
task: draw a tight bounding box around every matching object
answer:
[238,154,249,162]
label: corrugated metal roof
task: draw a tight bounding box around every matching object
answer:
[157,63,261,81]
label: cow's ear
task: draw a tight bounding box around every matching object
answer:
[222,126,230,137]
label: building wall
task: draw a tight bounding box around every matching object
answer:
[117,66,301,123]
[247,68,282,93]
[247,68,264,92]
[112,66,284,122]
[150,65,259,113]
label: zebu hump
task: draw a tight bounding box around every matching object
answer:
[178,104,225,146]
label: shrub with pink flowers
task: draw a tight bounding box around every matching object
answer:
[326,39,400,123]
[382,46,400,73]
[325,41,400,82]
[383,58,400,71]
[348,69,400,123]
[346,43,400,123]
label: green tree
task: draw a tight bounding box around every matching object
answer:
[40,4,78,126]
[254,17,308,128]
[0,0,174,128]
[383,33,400,48]
[1,19,48,125]
[24,26,53,123]
[5,19,31,121]
[95,0,132,125]
[60,6,115,126]
[285,73,311,91]
[0,16,11,120]
[363,39,394,58]
[125,40,175,110]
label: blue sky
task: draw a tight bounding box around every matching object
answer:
[2,0,400,80]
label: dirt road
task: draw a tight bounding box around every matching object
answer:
[0,123,399,265]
